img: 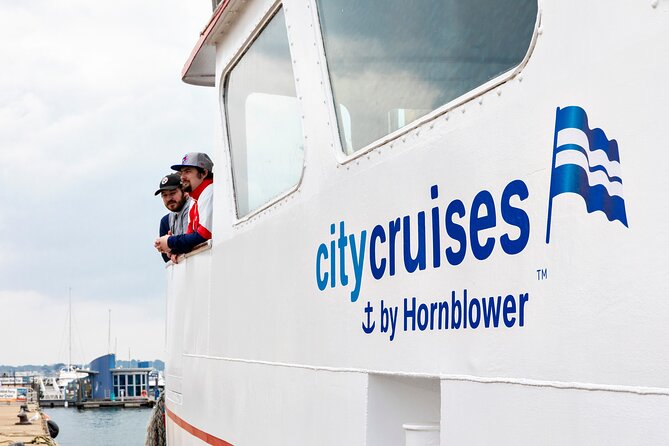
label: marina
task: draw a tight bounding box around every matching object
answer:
[0,356,163,445]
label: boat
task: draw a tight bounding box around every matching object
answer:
[148,370,165,389]
[57,291,88,391]
[36,376,67,405]
[56,365,88,390]
[164,0,669,444]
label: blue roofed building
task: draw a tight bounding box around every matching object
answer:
[89,353,151,400]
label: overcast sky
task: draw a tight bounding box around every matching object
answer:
[0,1,217,366]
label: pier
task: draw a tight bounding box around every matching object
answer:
[0,402,55,445]
[72,398,154,409]
[39,398,155,409]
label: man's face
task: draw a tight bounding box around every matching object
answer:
[161,188,187,212]
[180,167,205,193]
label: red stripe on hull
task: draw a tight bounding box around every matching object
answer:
[166,407,234,446]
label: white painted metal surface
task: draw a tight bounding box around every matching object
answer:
[166,0,669,444]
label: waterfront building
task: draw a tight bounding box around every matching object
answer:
[89,354,151,400]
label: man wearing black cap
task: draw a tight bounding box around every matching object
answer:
[154,152,214,262]
[155,173,190,262]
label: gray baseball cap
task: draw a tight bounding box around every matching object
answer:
[171,152,214,172]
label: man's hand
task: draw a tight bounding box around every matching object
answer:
[155,234,171,253]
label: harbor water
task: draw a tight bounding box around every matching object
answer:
[43,406,152,446]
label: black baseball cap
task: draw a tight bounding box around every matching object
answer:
[154,173,182,196]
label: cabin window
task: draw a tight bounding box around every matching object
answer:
[224,7,305,217]
[315,0,538,154]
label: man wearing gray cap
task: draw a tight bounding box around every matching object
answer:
[155,173,190,262]
[155,152,214,262]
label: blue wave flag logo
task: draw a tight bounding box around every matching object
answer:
[545,106,628,243]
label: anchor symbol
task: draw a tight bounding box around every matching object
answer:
[362,301,375,334]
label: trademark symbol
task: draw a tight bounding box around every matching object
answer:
[536,268,548,280]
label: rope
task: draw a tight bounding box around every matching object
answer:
[145,392,166,446]
[1,435,58,446]
[29,435,57,445]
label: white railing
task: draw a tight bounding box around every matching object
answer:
[37,377,64,400]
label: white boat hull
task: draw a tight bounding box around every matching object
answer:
[165,0,669,444]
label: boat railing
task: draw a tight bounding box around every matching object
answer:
[166,240,211,267]
[37,376,65,400]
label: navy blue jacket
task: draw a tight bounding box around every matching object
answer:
[159,214,170,263]
[160,213,207,259]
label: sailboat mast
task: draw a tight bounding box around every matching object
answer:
[68,287,72,369]
[108,309,111,354]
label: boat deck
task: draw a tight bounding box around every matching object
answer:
[0,402,53,445]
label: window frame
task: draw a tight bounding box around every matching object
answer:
[311,0,542,163]
[220,2,307,223]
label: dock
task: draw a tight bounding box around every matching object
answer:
[0,402,55,445]
[73,398,154,409]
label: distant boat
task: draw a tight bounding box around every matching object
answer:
[54,290,89,393]
[38,376,65,401]
[57,365,87,389]
[148,370,165,388]
[36,365,88,403]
